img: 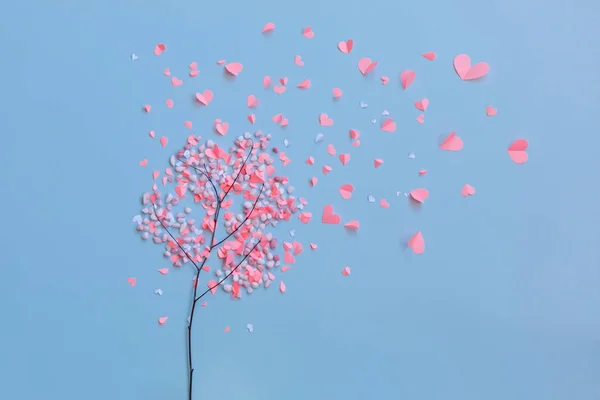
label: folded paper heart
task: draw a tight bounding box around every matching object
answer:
[337,39,354,54]
[408,232,425,254]
[321,205,340,224]
[225,62,243,76]
[453,54,489,81]
[410,188,429,203]
[319,113,334,126]
[358,58,377,75]
[339,184,354,199]
[400,70,416,89]
[196,90,213,105]
[440,132,463,151]
[461,184,476,197]
[507,139,529,164]
[380,118,396,132]
[247,95,259,108]
[415,98,429,111]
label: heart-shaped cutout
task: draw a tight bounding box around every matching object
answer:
[337,39,354,54]
[195,90,213,105]
[453,54,489,81]
[339,184,354,199]
[321,205,340,224]
[408,232,425,254]
[225,62,243,76]
[461,184,476,197]
[440,132,463,151]
[507,139,528,164]
[380,118,396,132]
[410,188,429,203]
[358,58,377,75]
[400,70,416,89]
[319,113,334,126]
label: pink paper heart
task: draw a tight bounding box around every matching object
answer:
[207,280,218,295]
[380,199,390,208]
[507,139,529,164]
[279,77,288,85]
[408,232,425,254]
[358,58,377,75]
[410,188,429,203]
[332,88,342,98]
[171,77,182,86]
[344,220,359,230]
[415,98,429,111]
[225,62,243,76]
[139,159,148,167]
[349,129,360,139]
[461,184,476,197]
[440,132,463,151]
[337,39,354,54]
[294,55,304,66]
[486,106,497,116]
[184,121,192,129]
[247,114,256,124]
[297,79,310,89]
[373,158,383,168]
[158,316,168,324]
[215,122,229,136]
[163,68,171,76]
[321,205,340,224]
[339,184,354,199]
[339,153,350,165]
[263,76,271,87]
[302,27,314,38]
[453,54,489,80]
[319,113,334,126]
[195,90,213,105]
[165,99,174,108]
[127,277,136,286]
[341,266,351,276]
[380,118,396,132]
[262,22,275,33]
[416,114,425,124]
[274,85,286,95]
[400,70,416,89]
[422,52,436,61]
[299,212,312,224]
[189,61,198,70]
[247,94,259,108]
[381,76,389,85]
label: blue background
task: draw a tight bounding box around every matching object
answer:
[1,0,599,399]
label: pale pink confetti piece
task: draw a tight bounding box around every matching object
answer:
[422,52,436,61]
[416,114,424,124]
[453,54,489,80]
[339,184,354,199]
[299,212,312,223]
[139,159,148,167]
[165,99,174,108]
[144,105,151,113]
[349,129,360,139]
[152,170,159,180]
[201,302,207,307]
[294,55,304,66]
[153,43,166,56]
[419,169,427,176]
[322,165,332,174]
[127,277,136,287]
[247,94,259,108]
[321,205,340,224]
[410,188,429,203]
[262,22,275,33]
[309,243,318,250]
[279,77,288,85]
[263,76,271,87]
[274,85,286,95]
[248,114,256,124]
[319,113,334,126]
[189,70,199,77]
[195,90,213,105]
[148,130,155,138]
[158,316,168,325]
[339,153,350,165]
[302,26,314,38]
[344,220,359,230]
[332,88,342,98]
[352,140,360,147]
[415,98,429,111]
[297,79,311,89]
[381,76,389,85]
[184,121,192,129]
[486,106,497,116]
[208,280,218,295]
[461,184,476,197]
[272,113,283,123]
[380,199,390,208]
[224,326,230,332]
[408,232,425,254]
[508,139,529,164]
[225,62,243,76]
[342,266,351,276]
[163,68,171,76]
[337,39,354,54]
[189,62,198,70]
[158,268,169,275]
[440,132,463,151]
[171,77,182,87]
[217,60,226,65]
[306,157,314,165]
[279,281,286,293]
[160,137,168,147]
[358,58,377,75]
[374,158,383,168]
[380,118,396,132]
[400,70,416,89]
[310,177,318,186]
